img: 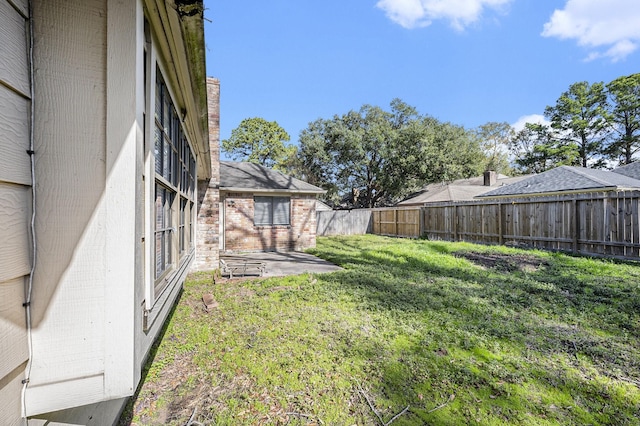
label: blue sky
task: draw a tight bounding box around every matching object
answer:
[204,0,640,155]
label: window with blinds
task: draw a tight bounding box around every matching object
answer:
[254,196,290,226]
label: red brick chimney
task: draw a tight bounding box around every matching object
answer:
[484,170,497,186]
[194,78,220,271]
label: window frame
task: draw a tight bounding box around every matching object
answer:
[146,61,197,303]
[254,196,291,226]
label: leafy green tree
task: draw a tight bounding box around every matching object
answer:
[544,81,608,168]
[298,105,397,208]
[475,121,513,174]
[222,117,292,171]
[274,144,300,173]
[297,100,485,208]
[420,120,485,183]
[603,73,640,165]
[509,123,579,174]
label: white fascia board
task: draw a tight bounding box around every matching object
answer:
[221,187,326,195]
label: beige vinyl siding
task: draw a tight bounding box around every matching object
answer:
[23,0,141,416]
[0,278,29,380]
[0,85,31,186]
[28,0,107,411]
[0,186,31,282]
[1,0,207,421]
[0,0,31,423]
[0,362,27,426]
[0,0,29,95]
[6,0,28,15]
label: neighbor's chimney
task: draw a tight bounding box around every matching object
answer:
[484,170,497,186]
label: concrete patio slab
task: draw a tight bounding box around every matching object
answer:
[220,251,342,278]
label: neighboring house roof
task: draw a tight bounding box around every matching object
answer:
[478,166,640,198]
[612,161,640,180]
[397,174,530,205]
[316,199,333,211]
[220,161,325,194]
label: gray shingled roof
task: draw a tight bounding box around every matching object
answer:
[478,166,640,198]
[220,161,325,194]
[612,161,640,180]
[397,174,530,205]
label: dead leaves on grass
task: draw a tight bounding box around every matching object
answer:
[358,386,411,426]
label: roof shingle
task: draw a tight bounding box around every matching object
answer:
[612,161,640,180]
[220,161,325,194]
[478,166,640,198]
[398,174,530,205]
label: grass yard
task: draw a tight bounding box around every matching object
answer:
[120,235,640,425]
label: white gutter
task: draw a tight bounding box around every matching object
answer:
[220,187,326,195]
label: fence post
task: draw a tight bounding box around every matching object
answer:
[498,202,503,245]
[572,197,578,254]
[372,210,377,234]
[453,205,458,241]
[394,209,398,236]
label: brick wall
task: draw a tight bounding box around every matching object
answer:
[223,192,317,252]
[193,77,220,270]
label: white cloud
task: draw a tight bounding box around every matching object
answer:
[376,0,511,30]
[542,0,640,61]
[511,114,549,132]
[602,39,638,62]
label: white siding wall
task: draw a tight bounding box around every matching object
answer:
[0,0,31,424]
[26,0,108,414]
[0,0,208,422]
[25,0,137,417]
[24,0,196,421]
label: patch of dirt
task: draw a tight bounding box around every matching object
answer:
[124,350,200,425]
[435,347,449,357]
[455,251,549,273]
[160,372,294,425]
[234,286,257,299]
[219,280,258,299]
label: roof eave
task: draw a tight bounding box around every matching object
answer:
[145,0,210,179]
[176,0,210,179]
[220,187,326,195]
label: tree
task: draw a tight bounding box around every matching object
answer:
[544,81,608,168]
[509,123,579,174]
[222,117,292,171]
[418,120,485,183]
[298,104,397,208]
[603,73,640,165]
[475,121,514,174]
[296,100,485,208]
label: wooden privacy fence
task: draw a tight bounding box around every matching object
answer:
[325,191,640,261]
[371,208,422,238]
[316,209,373,236]
[420,191,640,259]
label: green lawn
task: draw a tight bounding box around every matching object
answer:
[120,235,640,425]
